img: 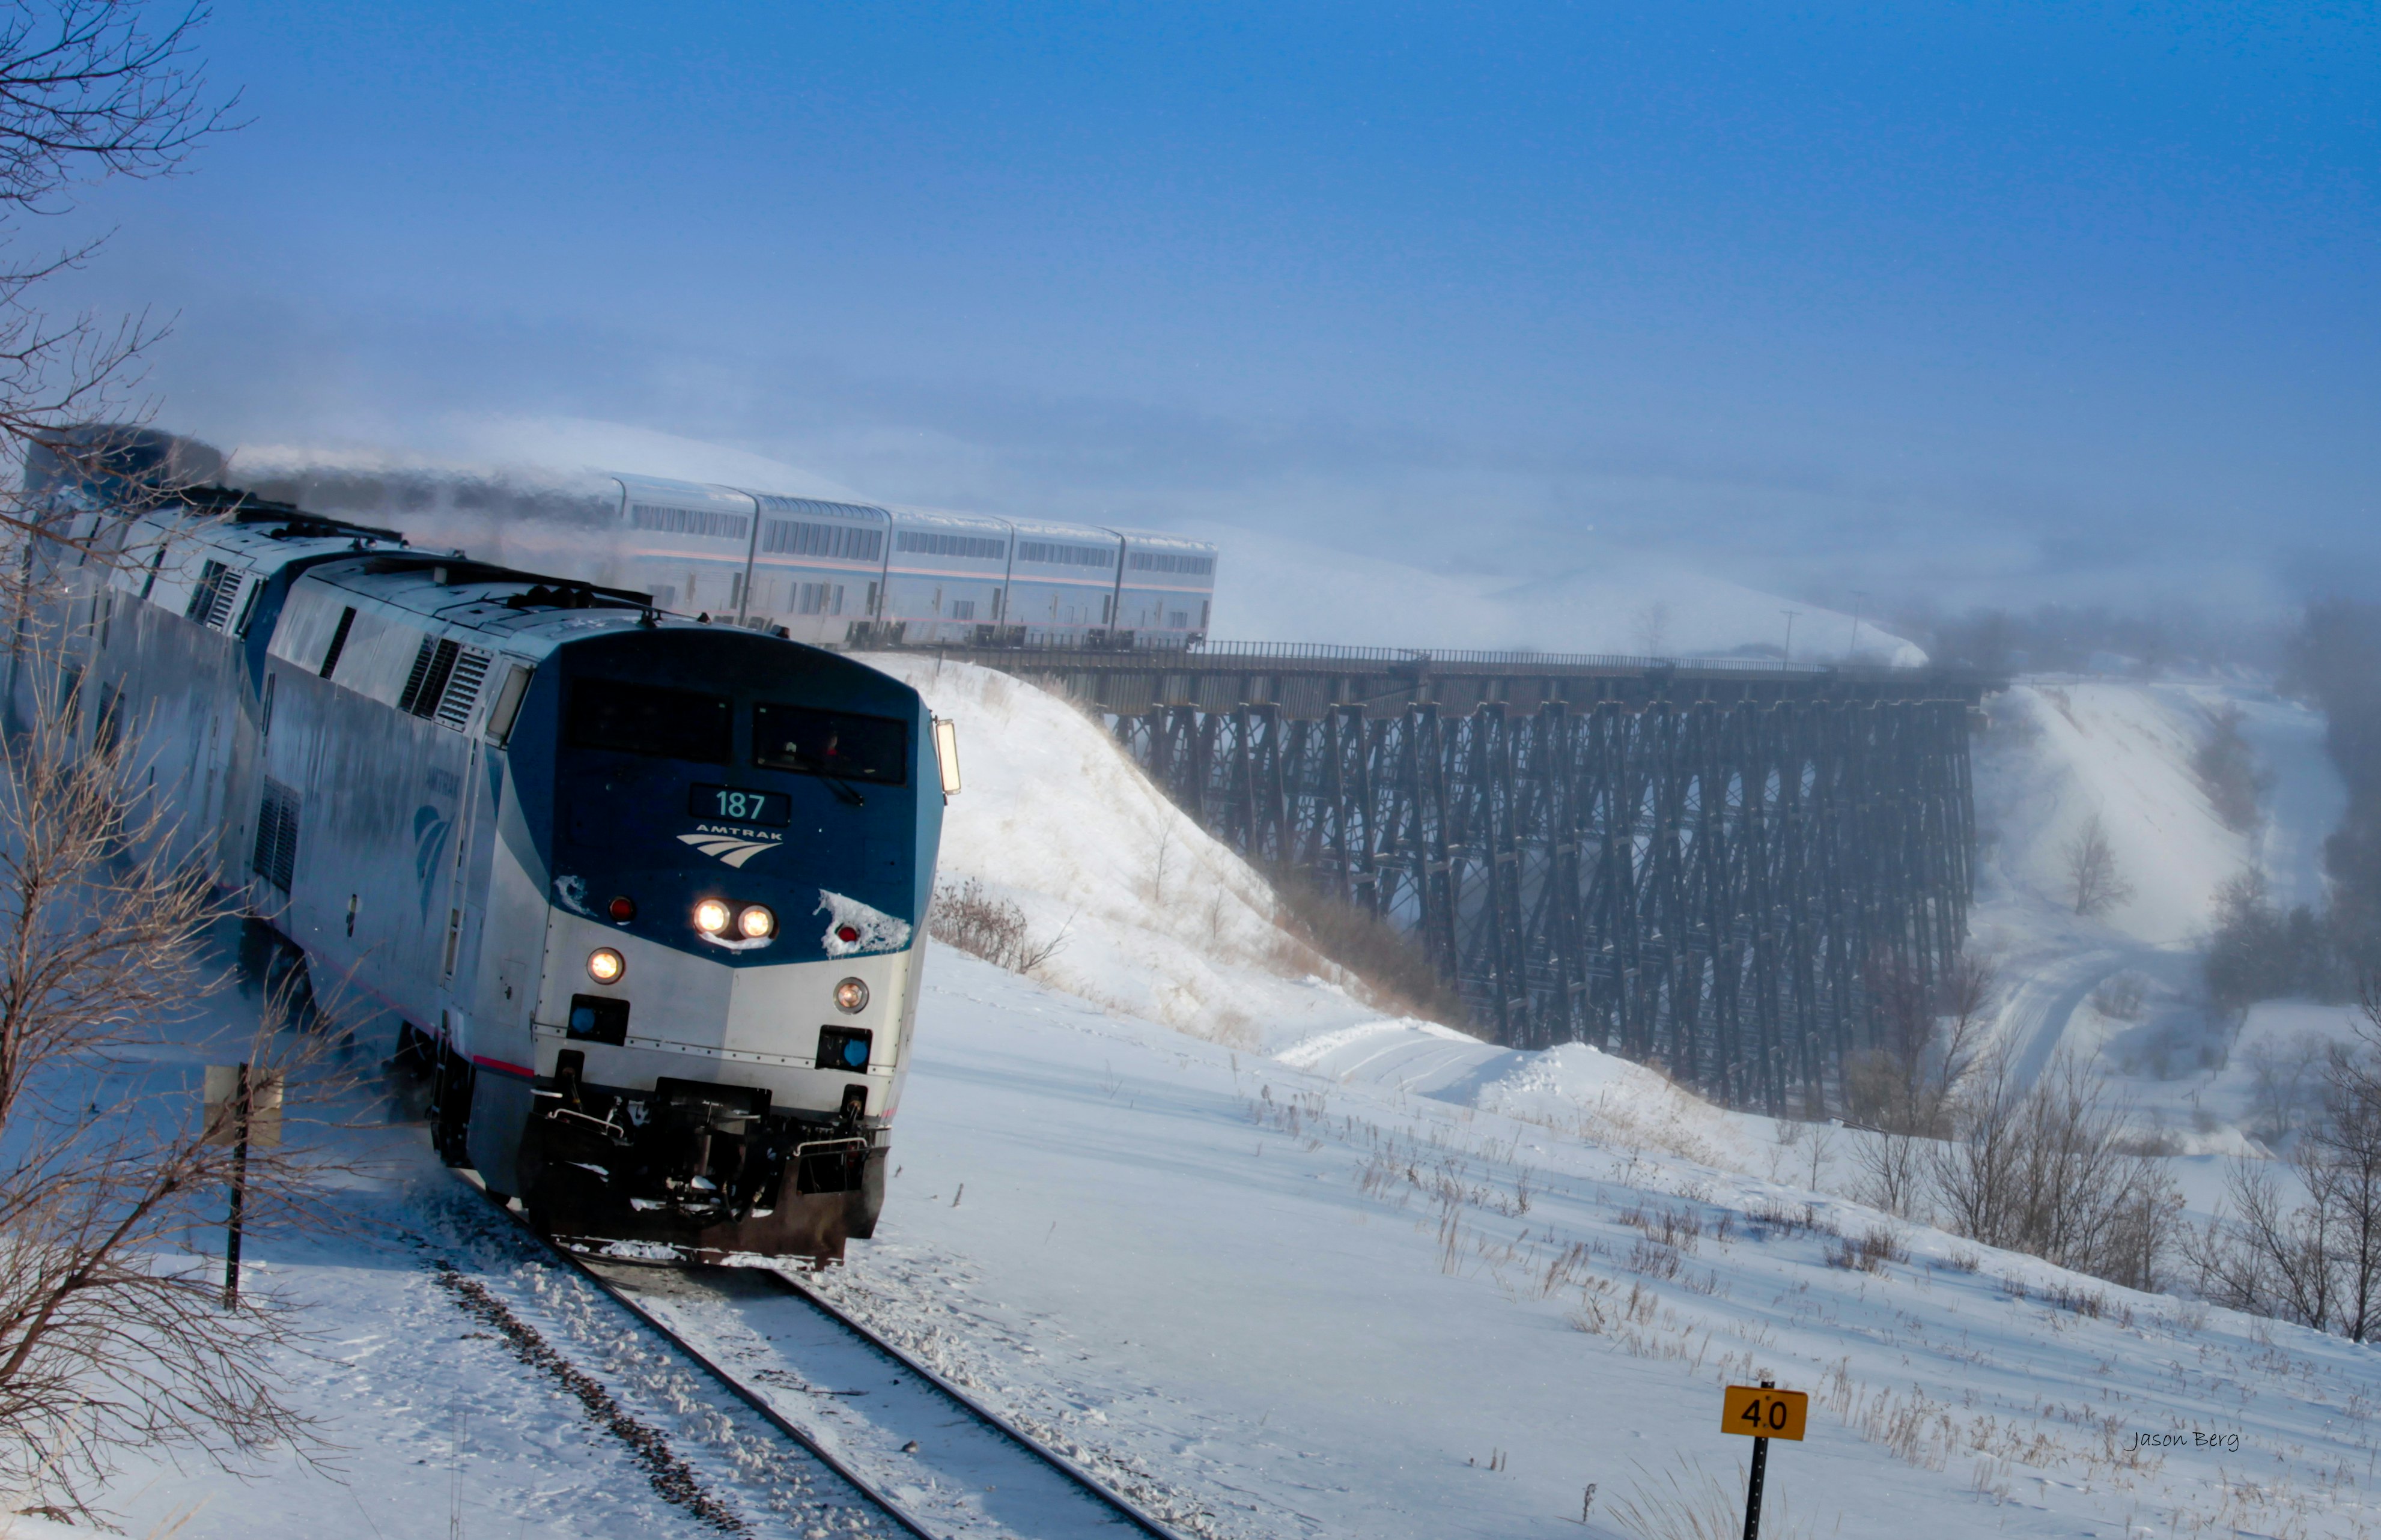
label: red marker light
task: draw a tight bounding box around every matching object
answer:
[608,896,636,922]
[836,925,860,944]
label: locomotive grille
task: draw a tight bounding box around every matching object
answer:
[434,646,493,730]
[184,560,248,631]
[398,636,459,718]
[202,571,245,631]
[251,778,300,893]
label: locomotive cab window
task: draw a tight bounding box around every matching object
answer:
[752,703,907,784]
[567,681,731,763]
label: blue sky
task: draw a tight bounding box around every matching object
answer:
[44,1,2381,618]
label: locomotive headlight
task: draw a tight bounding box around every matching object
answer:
[693,899,730,934]
[737,904,776,939]
[586,947,625,984]
[834,977,869,1014]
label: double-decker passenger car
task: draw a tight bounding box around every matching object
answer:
[593,474,1218,650]
[20,471,953,1262]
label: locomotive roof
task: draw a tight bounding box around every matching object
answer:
[293,556,673,661]
[113,500,417,570]
[126,502,689,664]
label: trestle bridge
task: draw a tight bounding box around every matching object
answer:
[938,641,1998,1115]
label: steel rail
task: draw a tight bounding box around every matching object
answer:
[759,1266,1188,1540]
[461,1178,1185,1540]
[455,1178,934,1540]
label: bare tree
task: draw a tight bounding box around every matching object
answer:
[1853,1130,1927,1219]
[0,642,340,1517]
[2064,812,2133,917]
[2193,704,2267,834]
[2192,981,2381,1340]
[1847,946,1994,1136]
[1629,600,1671,658]
[2189,1158,2340,1333]
[0,1,239,547]
[1930,1054,2180,1291]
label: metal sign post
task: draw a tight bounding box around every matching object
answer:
[1720,1380,1808,1540]
[203,1064,282,1309]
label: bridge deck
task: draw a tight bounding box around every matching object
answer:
[908,640,1995,720]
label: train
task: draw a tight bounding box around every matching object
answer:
[596,473,1219,651]
[18,463,958,1263]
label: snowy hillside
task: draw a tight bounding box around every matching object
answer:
[93,947,2381,1540]
[75,658,2381,1540]
[1966,678,2352,1154]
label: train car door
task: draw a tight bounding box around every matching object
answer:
[440,738,486,1028]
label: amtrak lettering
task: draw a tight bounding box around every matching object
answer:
[679,821,784,868]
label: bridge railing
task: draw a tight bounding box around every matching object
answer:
[929,636,1986,687]
[1185,640,1870,673]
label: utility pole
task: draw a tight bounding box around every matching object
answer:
[223,1062,249,1309]
[1848,590,1869,661]
[1780,610,1800,664]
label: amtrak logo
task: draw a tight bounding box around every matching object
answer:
[678,823,781,868]
[413,805,452,921]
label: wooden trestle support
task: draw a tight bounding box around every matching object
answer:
[1110,695,1980,1115]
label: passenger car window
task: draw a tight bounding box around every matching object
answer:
[752,703,907,784]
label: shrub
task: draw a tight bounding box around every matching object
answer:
[1825,1225,1908,1273]
[2088,975,2145,1021]
[929,879,1068,974]
[1929,1056,2182,1293]
[2192,705,2266,834]
[1267,868,1473,1029]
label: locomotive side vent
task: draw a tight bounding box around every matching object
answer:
[203,572,246,632]
[251,778,300,893]
[184,560,235,626]
[398,636,461,719]
[434,646,493,730]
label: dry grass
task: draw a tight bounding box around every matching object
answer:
[928,878,1069,974]
[1265,868,1475,1030]
[1606,1455,1811,1540]
[1825,1224,1909,1273]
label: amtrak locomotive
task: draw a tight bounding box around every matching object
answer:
[22,473,954,1261]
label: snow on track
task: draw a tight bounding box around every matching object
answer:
[589,1260,1179,1540]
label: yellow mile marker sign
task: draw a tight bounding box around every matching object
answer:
[1720,1381,1808,1540]
[1722,1383,1808,1441]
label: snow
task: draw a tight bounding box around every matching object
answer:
[1179,523,1928,664]
[1963,678,2353,1151]
[818,890,913,957]
[862,654,1408,1052]
[809,951,2381,1540]
[65,653,2381,1539]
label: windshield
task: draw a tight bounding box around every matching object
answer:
[567,680,731,763]
[752,702,907,784]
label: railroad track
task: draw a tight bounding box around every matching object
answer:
[465,1183,1185,1540]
